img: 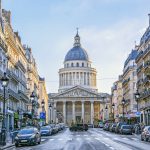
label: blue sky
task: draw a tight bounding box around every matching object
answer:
[3,0,150,93]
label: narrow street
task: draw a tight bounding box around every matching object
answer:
[14,128,150,150]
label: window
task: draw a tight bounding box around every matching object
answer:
[71,63,74,67]
[82,63,84,67]
[76,62,79,67]
[67,63,69,67]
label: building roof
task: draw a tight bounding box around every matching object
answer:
[64,31,89,62]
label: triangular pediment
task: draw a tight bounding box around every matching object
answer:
[53,86,100,98]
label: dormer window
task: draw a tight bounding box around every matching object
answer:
[76,62,79,67]
[71,63,74,67]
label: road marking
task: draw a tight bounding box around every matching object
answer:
[76,135,80,136]
[131,138,139,141]
[109,147,115,150]
[104,143,110,147]
[122,137,129,140]
[41,139,46,142]
[49,139,54,141]
[58,138,63,140]
[83,135,88,136]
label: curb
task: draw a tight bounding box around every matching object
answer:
[0,144,15,150]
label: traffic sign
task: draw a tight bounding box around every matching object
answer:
[40,112,46,119]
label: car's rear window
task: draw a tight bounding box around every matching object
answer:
[122,126,131,129]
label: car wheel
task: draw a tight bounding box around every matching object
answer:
[141,136,144,141]
[146,138,148,142]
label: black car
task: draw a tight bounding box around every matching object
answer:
[119,125,132,135]
[40,126,52,136]
[115,122,127,133]
[15,127,41,147]
[110,123,117,132]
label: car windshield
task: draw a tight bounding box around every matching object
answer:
[122,126,131,129]
[19,129,34,134]
[41,127,49,130]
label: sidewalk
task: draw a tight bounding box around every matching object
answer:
[0,132,15,150]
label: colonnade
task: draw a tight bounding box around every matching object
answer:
[59,72,96,87]
[54,101,95,124]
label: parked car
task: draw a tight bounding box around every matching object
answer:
[103,123,109,131]
[109,123,117,132]
[15,127,41,147]
[132,124,141,134]
[119,125,132,135]
[115,122,127,133]
[40,126,52,136]
[141,126,150,142]
[98,122,104,128]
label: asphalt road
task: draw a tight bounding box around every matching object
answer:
[15,128,150,150]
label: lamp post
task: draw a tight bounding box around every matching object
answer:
[112,103,115,122]
[135,90,140,112]
[49,104,52,124]
[30,92,35,125]
[0,72,9,146]
[54,107,56,123]
[105,105,108,121]
[122,97,125,122]
[135,90,140,123]
[41,100,45,125]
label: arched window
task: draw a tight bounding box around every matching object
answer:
[82,63,84,67]
[76,62,79,67]
[71,63,74,67]
[67,63,69,67]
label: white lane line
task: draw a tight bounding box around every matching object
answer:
[131,138,139,141]
[41,139,46,142]
[105,143,110,147]
[58,138,63,140]
[109,147,115,150]
[83,135,88,136]
[122,137,129,140]
[49,139,54,141]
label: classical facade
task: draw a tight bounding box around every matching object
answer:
[135,15,150,125]
[49,31,110,125]
[122,50,138,122]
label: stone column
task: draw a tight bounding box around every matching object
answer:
[82,101,85,122]
[72,101,75,122]
[90,101,94,125]
[63,101,66,124]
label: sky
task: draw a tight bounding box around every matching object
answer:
[3,0,150,94]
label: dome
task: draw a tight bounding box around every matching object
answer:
[64,30,89,62]
[65,46,89,62]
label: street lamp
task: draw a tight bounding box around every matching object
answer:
[49,103,52,124]
[0,72,9,146]
[135,90,140,112]
[30,91,35,124]
[112,103,115,121]
[105,105,108,121]
[122,97,125,122]
[41,100,46,125]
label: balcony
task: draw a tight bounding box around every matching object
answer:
[143,76,150,85]
[0,88,9,99]
[8,89,20,101]
[137,64,143,74]
[123,66,134,77]
[140,89,150,99]
[17,60,26,72]
[18,90,29,103]
[135,51,143,62]
[0,36,8,52]
[144,60,150,73]
[122,78,130,86]
[143,46,150,58]
[137,78,143,87]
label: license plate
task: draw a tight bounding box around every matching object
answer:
[21,140,27,142]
